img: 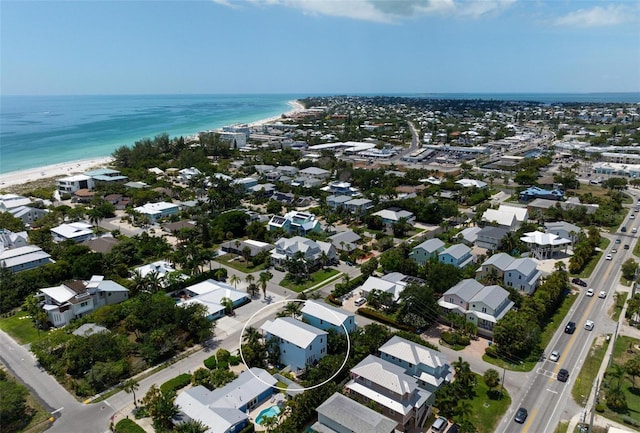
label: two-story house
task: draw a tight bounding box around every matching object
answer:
[312,392,398,433]
[410,238,445,266]
[438,279,514,337]
[378,335,451,394]
[372,208,416,228]
[0,245,54,273]
[50,222,94,243]
[301,300,357,334]
[475,226,509,251]
[438,244,474,268]
[270,236,337,270]
[133,201,180,223]
[260,317,328,371]
[345,354,431,432]
[267,211,322,235]
[504,257,543,294]
[39,275,129,327]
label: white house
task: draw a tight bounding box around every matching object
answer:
[481,209,518,231]
[270,236,337,270]
[133,202,180,223]
[300,300,357,334]
[39,275,129,327]
[50,222,94,243]
[180,279,249,320]
[267,211,322,235]
[372,208,416,227]
[520,231,571,259]
[57,174,94,194]
[260,317,328,371]
[476,253,542,294]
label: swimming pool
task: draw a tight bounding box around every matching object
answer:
[255,405,281,425]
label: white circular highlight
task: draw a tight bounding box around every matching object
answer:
[238,298,351,392]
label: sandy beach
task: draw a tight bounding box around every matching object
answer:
[0,100,305,191]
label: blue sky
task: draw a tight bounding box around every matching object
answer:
[1,0,639,95]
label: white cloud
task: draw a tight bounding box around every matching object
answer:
[213,0,516,23]
[553,4,634,27]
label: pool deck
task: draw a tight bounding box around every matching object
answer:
[249,392,287,431]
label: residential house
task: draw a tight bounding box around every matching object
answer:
[438,279,514,337]
[327,195,352,210]
[72,323,109,337]
[455,179,487,189]
[270,236,337,270]
[438,244,474,268]
[498,204,528,224]
[372,208,415,227]
[82,236,120,254]
[301,300,357,334]
[231,177,259,191]
[299,166,331,180]
[359,273,425,302]
[175,368,276,433]
[260,317,328,371]
[527,196,599,215]
[457,226,482,246]
[0,194,33,212]
[84,168,128,187]
[50,222,94,243]
[276,166,298,177]
[329,230,361,252]
[179,284,248,321]
[476,253,542,294]
[0,229,29,250]
[0,245,54,273]
[220,239,274,258]
[132,260,182,287]
[520,231,571,259]
[312,392,398,433]
[481,209,518,231]
[267,211,322,235]
[39,275,129,327]
[178,167,201,183]
[475,226,510,251]
[378,335,451,394]
[7,206,48,226]
[345,354,432,432]
[133,201,180,223]
[410,238,445,266]
[324,181,360,196]
[544,221,582,244]
[57,174,94,194]
[345,198,374,215]
[519,186,564,202]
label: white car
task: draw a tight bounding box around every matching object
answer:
[549,350,560,362]
[634,228,638,233]
[631,215,636,219]
[586,288,594,297]
[611,248,618,253]
[584,320,595,331]
[599,291,607,299]
[606,254,613,260]
[354,297,367,307]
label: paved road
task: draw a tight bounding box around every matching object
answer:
[496,208,639,433]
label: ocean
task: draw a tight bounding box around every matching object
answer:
[0,94,304,175]
[1,92,639,175]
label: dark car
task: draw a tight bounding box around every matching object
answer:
[558,368,570,382]
[565,321,576,334]
[445,424,460,433]
[571,278,587,287]
[616,238,622,244]
[514,407,528,423]
[622,227,627,232]
[625,244,630,250]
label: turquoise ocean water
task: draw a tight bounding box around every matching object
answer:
[1,92,638,175]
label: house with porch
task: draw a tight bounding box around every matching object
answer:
[270,236,337,270]
[372,208,415,228]
[410,238,445,266]
[39,275,129,327]
[378,335,451,394]
[520,231,571,259]
[475,226,509,251]
[260,317,328,371]
[267,210,322,235]
[438,244,474,268]
[544,221,582,244]
[345,354,432,432]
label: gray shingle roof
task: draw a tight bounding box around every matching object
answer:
[315,393,397,433]
[505,257,538,276]
[470,285,509,310]
[482,253,514,271]
[446,279,484,302]
[413,238,445,253]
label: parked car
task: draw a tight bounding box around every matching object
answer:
[549,350,560,362]
[565,321,576,334]
[354,297,367,307]
[571,278,587,287]
[445,424,460,433]
[599,291,607,299]
[585,319,595,331]
[431,416,448,432]
[586,288,594,297]
[514,407,528,423]
[557,368,570,382]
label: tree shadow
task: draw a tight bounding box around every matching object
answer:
[628,386,640,396]
[486,390,503,400]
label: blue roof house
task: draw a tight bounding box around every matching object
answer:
[301,300,357,334]
[519,186,564,202]
[438,244,474,268]
[261,317,328,372]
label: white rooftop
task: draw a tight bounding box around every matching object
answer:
[261,317,327,348]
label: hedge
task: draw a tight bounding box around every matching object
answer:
[327,294,342,306]
[357,307,415,332]
[160,373,192,394]
[332,274,367,298]
[229,356,240,366]
[115,418,145,433]
[441,331,470,347]
[204,355,217,370]
[622,415,640,428]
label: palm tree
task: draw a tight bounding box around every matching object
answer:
[175,420,207,433]
[259,271,273,298]
[220,297,234,316]
[453,356,474,390]
[245,274,255,287]
[243,326,261,345]
[278,302,302,318]
[229,274,241,289]
[146,270,163,293]
[122,378,140,407]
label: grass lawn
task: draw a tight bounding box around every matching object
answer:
[214,254,266,274]
[0,310,44,345]
[572,335,609,406]
[280,268,340,293]
[611,291,628,322]
[554,421,569,433]
[468,373,512,433]
[596,335,640,427]
[573,237,611,279]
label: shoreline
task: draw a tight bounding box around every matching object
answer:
[0,99,305,191]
